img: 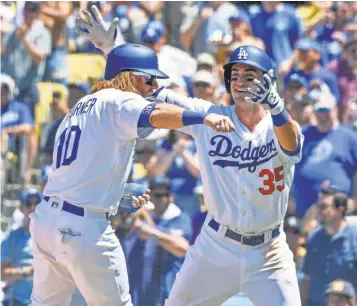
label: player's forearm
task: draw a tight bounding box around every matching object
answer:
[181,151,200,177]
[41,2,72,21]
[6,124,33,135]
[150,103,207,130]
[156,231,190,257]
[3,266,33,278]
[300,275,310,306]
[20,37,46,65]
[180,19,202,52]
[139,1,164,17]
[154,87,212,111]
[273,118,300,152]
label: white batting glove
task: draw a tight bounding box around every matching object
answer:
[75,5,124,55]
[244,69,285,115]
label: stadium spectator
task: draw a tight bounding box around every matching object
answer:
[1,1,51,103]
[226,12,264,54]
[1,189,40,306]
[325,279,357,306]
[306,2,354,66]
[147,131,200,217]
[192,70,219,104]
[293,87,357,216]
[39,1,73,83]
[39,165,52,193]
[1,75,34,184]
[300,185,357,306]
[283,73,309,112]
[249,1,305,67]
[180,2,242,57]
[7,188,42,233]
[191,185,207,244]
[162,2,186,48]
[119,177,192,306]
[41,90,69,165]
[196,52,217,73]
[140,20,196,90]
[284,215,306,283]
[283,38,340,103]
[289,92,316,128]
[345,100,357,132]
[328,34,357,123]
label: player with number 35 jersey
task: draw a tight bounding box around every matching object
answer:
[154,46,305,306]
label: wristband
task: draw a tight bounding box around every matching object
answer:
[137,103,157,127]
[182,110,207,126]
[271,108,290,127]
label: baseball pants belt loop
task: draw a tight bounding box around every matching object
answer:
[44,196,109,220]
[208,218,280,246]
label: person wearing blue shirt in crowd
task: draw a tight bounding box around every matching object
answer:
[300,185,357,306]
[284,38,340,102]
[292,87,357,216]
[249,1,304,67]
[180,2,247,57]
[118,177,192,306]
[1,189,41,306]
[1,75,34,152]
[148,130,200,217]
[1,74,34,183]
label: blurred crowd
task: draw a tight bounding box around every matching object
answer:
[1,1,357,306]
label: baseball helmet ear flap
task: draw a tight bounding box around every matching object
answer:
[224,65,233,94]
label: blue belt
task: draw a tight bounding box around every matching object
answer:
[44,196,85,217]
[208,218,280,246]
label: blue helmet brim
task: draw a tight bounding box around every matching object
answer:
[136,69,169,79]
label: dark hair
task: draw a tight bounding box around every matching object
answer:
[322,187,348,216]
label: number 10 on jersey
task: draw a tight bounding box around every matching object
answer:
[56,125,82,168]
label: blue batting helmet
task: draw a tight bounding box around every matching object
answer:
[104,43,169,80]
[223,45,273,93]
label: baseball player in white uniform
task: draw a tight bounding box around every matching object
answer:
[29,41,234,306]
[76,7,303,306]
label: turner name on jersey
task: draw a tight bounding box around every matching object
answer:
[68,98,97,118]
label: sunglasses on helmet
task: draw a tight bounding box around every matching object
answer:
[131,71,156,86]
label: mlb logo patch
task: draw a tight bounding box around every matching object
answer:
[237,47,248,60]
[52,201,59,208]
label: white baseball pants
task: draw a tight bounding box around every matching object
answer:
[29,198,132,306]
[165,216,301,306]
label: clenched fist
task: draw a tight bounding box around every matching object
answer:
[204,114,236,132]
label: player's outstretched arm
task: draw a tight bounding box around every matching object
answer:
[149,86,214,113]
[139,103,235,133]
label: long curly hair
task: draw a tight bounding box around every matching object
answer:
[90,72,139,95]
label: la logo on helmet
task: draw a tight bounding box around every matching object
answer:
[237,47,248,60]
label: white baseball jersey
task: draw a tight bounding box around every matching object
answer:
[158,90,304,233]
[44,88,154,213]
